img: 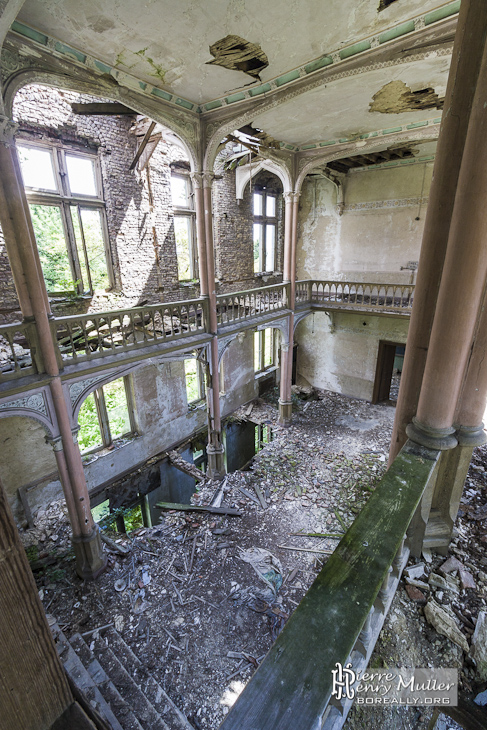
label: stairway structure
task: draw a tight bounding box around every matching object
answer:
[49,618,194,730]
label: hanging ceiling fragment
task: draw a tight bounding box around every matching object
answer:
[206,35,268,80]
[370,80,444,114]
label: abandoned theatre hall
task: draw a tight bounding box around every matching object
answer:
[1,1,487,729]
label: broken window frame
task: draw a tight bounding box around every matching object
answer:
[16,139,113,296]
[253,189,277,274]
[171,172,198,282]
[254,328,277,375]
[184,358,206,405]
[78,376,137,455]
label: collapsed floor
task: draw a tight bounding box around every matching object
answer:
[18,389,487,730]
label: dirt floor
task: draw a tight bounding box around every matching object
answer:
[19,388,487,730]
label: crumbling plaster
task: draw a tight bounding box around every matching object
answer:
[252,55,450,147]
[16,0,452,104]
[297,162,432,283]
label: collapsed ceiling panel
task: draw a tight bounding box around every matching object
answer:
[206,35,268,80]
[370,80,444,114]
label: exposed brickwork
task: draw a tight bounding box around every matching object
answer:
[213,167,284,293]
[0,84,192,321]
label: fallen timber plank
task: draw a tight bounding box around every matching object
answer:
[155,501,242,516]
[167,450,205,482]
[220,441,440,730]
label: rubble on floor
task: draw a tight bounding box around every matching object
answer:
[17,387,487,729]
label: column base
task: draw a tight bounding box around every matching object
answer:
[206,443,226,480]
[72,527,107,581]
[406,417,458,450]
[278,399,293,426]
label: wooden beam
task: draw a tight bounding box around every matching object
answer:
[156,501,242,516]
[0,478,72,730]
[129,121,156,171]
[71,103,135,115]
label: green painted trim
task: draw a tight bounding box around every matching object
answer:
[406,121,429,129]
[382,127,403,135]
[175,97,194,110]
[433,117,442,124]
[94,60,112,74]
[275,69,300,87]
[319,140,337,147]
[54,42,86,63]
[225,92,246,104]
[11,21,48,45]
[285,144,295,150]
[249,83,272,97]
[379,20,415,45]
[339,40,371,60]
[150,87,172,101]
[204,100,223,111]
[425,1,461,26]
[301,144,317,150]
[304,56,333,74]
[139,82,147,91]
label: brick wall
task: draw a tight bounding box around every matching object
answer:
[0,84,190,321]
[213,166,284,293]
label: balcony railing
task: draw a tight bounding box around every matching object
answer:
[216,283,290,326]
[53,298,208,363]
[0,321,40,383]
[220,442,440,730]
[296,280,415,313]
[0,280,415,386]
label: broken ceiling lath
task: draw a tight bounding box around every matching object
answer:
[207,35,268,80]
[370,80,444,114]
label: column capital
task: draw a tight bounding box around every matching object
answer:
[284,191,301,204]
[46,434,63,452]
[191,170,215,188]
[190,171,204,189]
[0,115,18,146]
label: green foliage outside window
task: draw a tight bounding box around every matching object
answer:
[29,204,73,291]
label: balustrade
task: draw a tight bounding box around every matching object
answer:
[216,283,290,326]
[0,321,40,382]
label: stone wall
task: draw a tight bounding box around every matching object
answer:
[0,83,190,322]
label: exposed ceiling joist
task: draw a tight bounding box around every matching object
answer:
[71,102,136,115]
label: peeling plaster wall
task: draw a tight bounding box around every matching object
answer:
[297,163,433,284]
[0,416,61,523]
[295,311,409,401]
[220,331,258,415]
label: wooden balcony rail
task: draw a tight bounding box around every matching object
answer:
[0,321,41,383]
[53,298,208,363]
[216,283,290,326]
[296,280,415,313]
[220,441,440,730]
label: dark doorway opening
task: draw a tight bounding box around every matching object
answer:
[372,341,405,404]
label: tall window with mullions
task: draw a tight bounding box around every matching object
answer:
[253,189,277,273]
[17,141,112,295]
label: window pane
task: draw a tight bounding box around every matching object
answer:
[265,224,275,271]
[79,208,109,290]
[253,193,263,216]
[29,204,72,291]
[171,176,189,207]
[185,359,199,402]
[104,379,131,439]
[253,223,263,273]
[18,145,57,191]
[70,206,89,292]
[264,329,273,367]
[66,154,97,196]
[175,216,192,279]
[254,331,261,371]
[266,196,276,217]
[78,393,103,452]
